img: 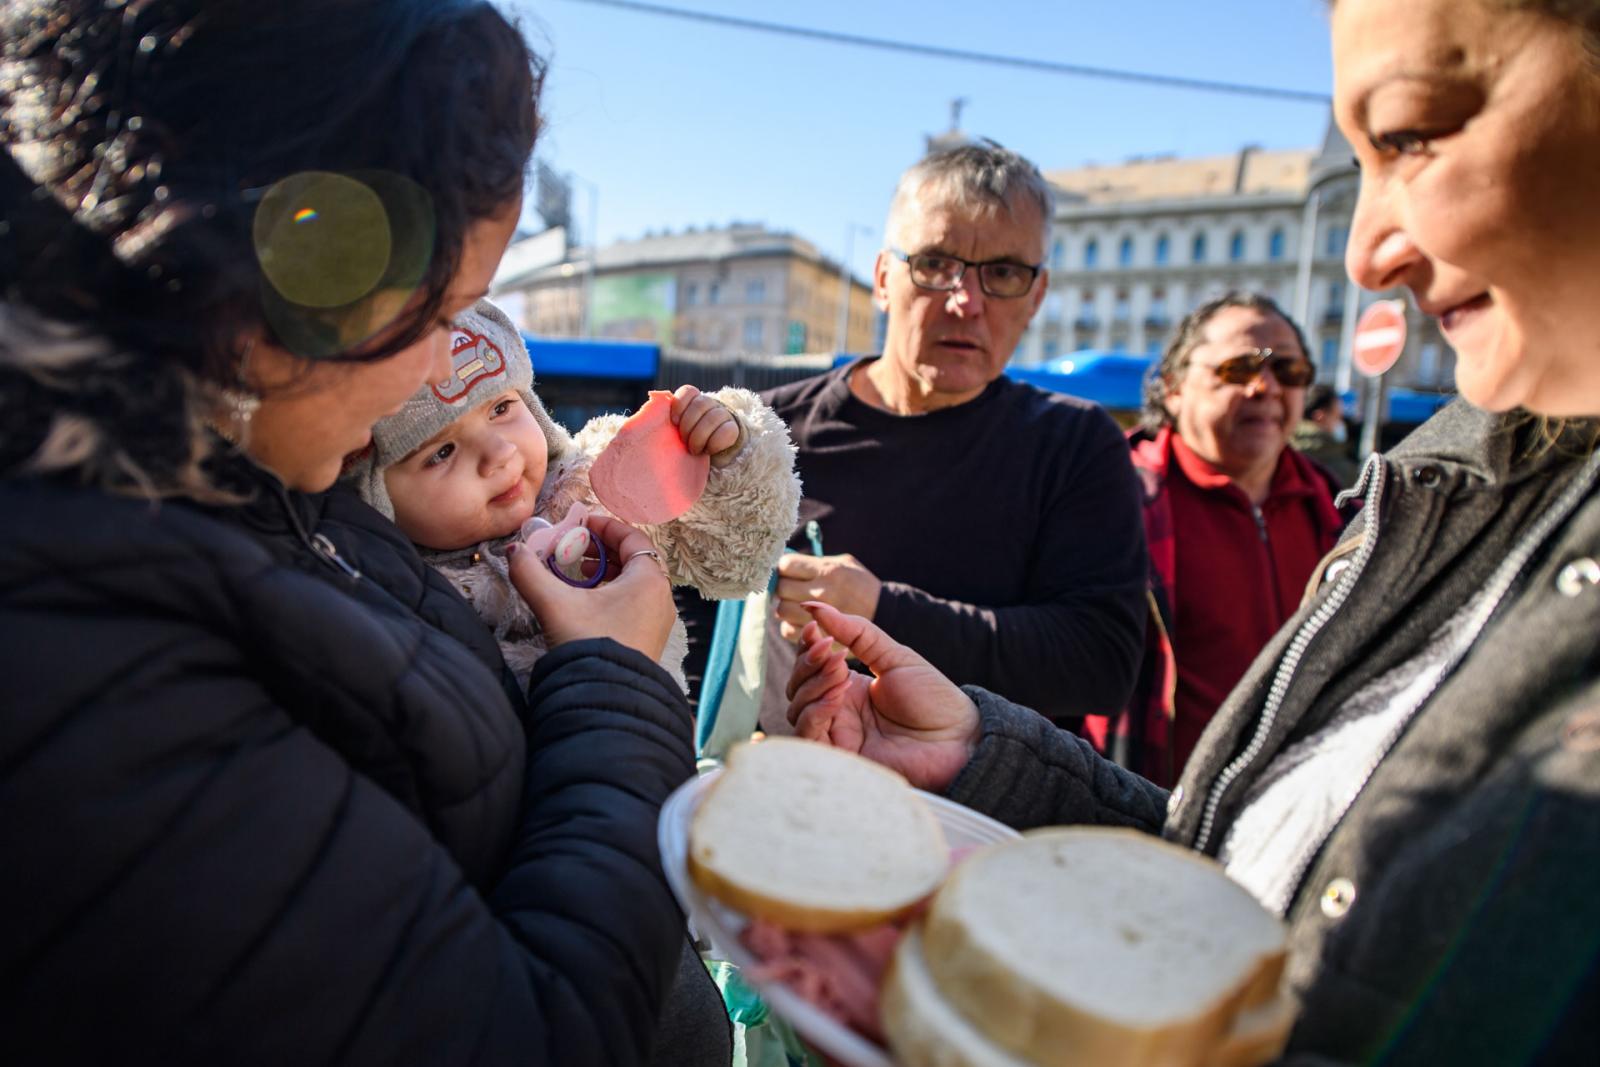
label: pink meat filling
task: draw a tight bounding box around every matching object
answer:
[741,919,903,1043]
[736,844,981,1045]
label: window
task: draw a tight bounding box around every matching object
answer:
[1154,234,1170,266]
[1113,289,1131,323]
[1268,229,1286,261]
[1051,238,1065,270]
[745,278,766,304]
[1045,292,1064,323]
[708,281,722,305]
[1147,289,1168,325]
[1321,336,1340,367]
[742,316,764,349]
[1043,339,1060,361]
[1084,239,1099,269]
[1326,226,1349,257]
[1229,231,1246,263]
[684,282,698,306]
[1118,236,1134,268]
[1146,337,1164,356]
[1192,232,1208,264]
[1076,290,1097,328]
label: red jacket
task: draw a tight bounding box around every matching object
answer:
[1082,427,1345,786]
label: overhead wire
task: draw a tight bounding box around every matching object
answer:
[556,0,1332,106]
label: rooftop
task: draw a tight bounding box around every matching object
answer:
[1045,146,1316,205]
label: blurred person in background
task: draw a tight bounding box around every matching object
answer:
[0,2,729,1064]
[1082,292,1344,786]
[758,142,1147,729]
[1294,382,1362,486]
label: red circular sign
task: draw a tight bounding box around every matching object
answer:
[1352,299,1408,378]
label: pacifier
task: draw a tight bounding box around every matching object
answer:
[518,502,607,588]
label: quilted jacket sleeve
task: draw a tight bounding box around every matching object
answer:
[0,598,695,1066]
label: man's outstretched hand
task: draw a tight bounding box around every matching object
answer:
[786,602,979,793]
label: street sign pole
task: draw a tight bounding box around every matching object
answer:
[1351,298,1409,459]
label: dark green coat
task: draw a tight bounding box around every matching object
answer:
[950,401,1600,1064]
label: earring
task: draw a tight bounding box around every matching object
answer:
[216,338,262,441]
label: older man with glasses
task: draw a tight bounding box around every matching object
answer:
[756,142,1149,728]
[1081,291,1345,786]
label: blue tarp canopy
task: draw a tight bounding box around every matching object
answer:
[1010,351,1154,411]
[523,335,659,381]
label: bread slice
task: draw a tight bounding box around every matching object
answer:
[883,927,1292,1067]
[918,828,1289,1067]
[882,928,1031,1067]
[687,738,949,933]
[1206,988,1294,1067]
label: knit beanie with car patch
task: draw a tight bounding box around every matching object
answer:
[348,297,573,519]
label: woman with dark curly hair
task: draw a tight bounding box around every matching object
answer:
[0,2,728,1064]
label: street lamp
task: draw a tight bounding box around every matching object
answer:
[565,170,600,339]
[835,222,874,355]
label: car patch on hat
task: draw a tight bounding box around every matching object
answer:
[433,327,508,403]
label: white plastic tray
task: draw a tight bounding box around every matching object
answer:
[658,766,1021,1067]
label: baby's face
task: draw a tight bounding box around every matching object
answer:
[385,390,550,550]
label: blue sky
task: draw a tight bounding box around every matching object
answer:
[506,0,1337,281]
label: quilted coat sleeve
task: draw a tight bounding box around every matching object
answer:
[0,588,696,1066]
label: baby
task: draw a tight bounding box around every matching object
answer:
[350,298,800,689]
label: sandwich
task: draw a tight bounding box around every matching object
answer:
[687,740,1294,1066]
[881,828,1293,1067]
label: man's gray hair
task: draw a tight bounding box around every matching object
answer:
[884,141,1056,254]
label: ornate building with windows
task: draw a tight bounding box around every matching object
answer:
[492,221,876,357]
[1027,124,1451,393]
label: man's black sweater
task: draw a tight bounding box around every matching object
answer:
[760,358,1148,721]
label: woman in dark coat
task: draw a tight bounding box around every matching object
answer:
[0,2,727,1064]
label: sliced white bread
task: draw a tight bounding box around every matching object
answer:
[883,927,1292,1067]
[1206,988,1295,1067]
[881,928,1031,1067]
[917,827,1289,1067]
[687,738,950,933]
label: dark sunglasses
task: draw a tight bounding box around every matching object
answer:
[1198,349,1316,388]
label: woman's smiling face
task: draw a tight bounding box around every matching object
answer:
[1335,0,1600,416]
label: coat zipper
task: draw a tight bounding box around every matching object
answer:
[1269,447,1600,914]
[1193,452,1389,854]
[271,481,363,582]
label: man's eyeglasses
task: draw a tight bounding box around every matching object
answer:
[890,249,1042,299]
[1198,349,1316,388]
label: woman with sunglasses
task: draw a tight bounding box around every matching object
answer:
[787,0,1600,1059]
[0,2,728,1064]
[1082,292,1344,788]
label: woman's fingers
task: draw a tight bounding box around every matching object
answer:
[787,650,849,717]
[802,601,929,678]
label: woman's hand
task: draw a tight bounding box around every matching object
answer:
[786,602,980,793]
[670,385,743,467]
[508,513,675,660]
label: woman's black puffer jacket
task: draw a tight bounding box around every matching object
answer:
[0,457,727,1066]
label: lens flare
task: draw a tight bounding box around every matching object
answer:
[293,208,318,223]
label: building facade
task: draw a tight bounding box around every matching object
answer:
[493,222,877,357]
[1027,126,1452,394]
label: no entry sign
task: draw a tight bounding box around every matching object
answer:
[1352,299,1408,378]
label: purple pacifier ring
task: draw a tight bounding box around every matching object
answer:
[546,534,608,589]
